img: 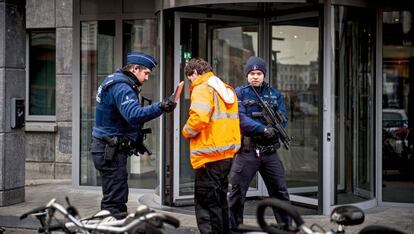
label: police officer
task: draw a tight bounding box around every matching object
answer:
[228,56,291,231]
[91,52,176,219]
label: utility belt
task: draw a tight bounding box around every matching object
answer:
[100,135,150,161]
[241,136,280,156]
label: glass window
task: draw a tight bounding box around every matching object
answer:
[79,19,160,191]
[80,20,115,186]
[28,31,56,117]
[382,9,414,203]
[334,6,376,204]
[270,19,320,200]
[123,19,160,190]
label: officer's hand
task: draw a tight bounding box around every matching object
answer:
[160,95,177,113]
[263,127,278,139]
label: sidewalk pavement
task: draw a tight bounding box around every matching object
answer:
[0,180,413,233]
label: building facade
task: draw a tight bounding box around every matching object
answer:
[0,0,413,215]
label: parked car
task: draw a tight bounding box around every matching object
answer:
[382,108,412,176]
[383,109,408,131]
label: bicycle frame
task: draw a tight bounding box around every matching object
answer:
[20,198,180,234]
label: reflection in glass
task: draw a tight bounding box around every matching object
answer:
[212,26,258,87]
[79,19,160,190]
[212,25,259,191]
[382,10,414,203]
[123,19,160,190]
[28,31,56,116]
[80,20,115,186]
[334,6,375,204]
[179,20,206,196]
[270,23,319,199]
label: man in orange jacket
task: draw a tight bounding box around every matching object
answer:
[182,58,241,234]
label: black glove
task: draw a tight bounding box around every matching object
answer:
[263,127,278,140]
[160,95,177,113]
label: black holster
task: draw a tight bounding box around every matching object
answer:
[102,136,119,161]
[241,136,251,152]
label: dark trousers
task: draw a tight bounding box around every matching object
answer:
[194,159,232,234]
[228,148,291,230]
[91,137,128,219]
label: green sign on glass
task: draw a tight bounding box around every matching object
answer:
[183,51,192,61]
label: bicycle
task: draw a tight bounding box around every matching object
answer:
[235,198,407,234]
[19,197,180,234]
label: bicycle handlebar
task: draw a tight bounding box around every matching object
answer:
[256,199,371,234]
[257,199,314,234]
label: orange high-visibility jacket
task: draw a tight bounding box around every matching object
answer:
[182,72,241,169]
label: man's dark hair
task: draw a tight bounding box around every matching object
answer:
[184,58,212,76]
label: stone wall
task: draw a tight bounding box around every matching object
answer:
[0,0,26,206]
[25,0,73,180]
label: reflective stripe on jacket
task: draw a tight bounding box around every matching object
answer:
[182,72,241,169]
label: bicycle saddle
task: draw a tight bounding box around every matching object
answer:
[330,205,365,226]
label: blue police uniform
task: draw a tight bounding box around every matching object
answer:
[92,70,163,141]
[228,81,292,230]
[90,52,168,219]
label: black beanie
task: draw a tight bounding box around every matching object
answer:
[244,56,266,76]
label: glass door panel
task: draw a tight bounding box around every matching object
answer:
[211,25,258,87]
[123,19,160,190]
[80,20,115,186]
[211,25,260,194]
[334,6,375,204]
[174,14,258,201]
[270,17,320,204]
[177,19,208,197]
[382,9,414,203]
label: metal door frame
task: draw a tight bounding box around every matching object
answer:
[173,12,261,203]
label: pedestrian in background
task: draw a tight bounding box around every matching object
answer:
[91,52,177,219]
[182,57,241,234]
[228,56,291,231]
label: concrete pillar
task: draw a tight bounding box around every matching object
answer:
[0,0,26,206]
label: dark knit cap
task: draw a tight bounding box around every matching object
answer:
[244,56,266,76]
[127,52,158,70]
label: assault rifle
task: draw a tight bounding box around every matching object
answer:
[250,85,292,150]
[135,96,153,155]
[102,96,152,157]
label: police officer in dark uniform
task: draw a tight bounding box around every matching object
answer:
[228,56,291,231]
[91,52,176,219]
